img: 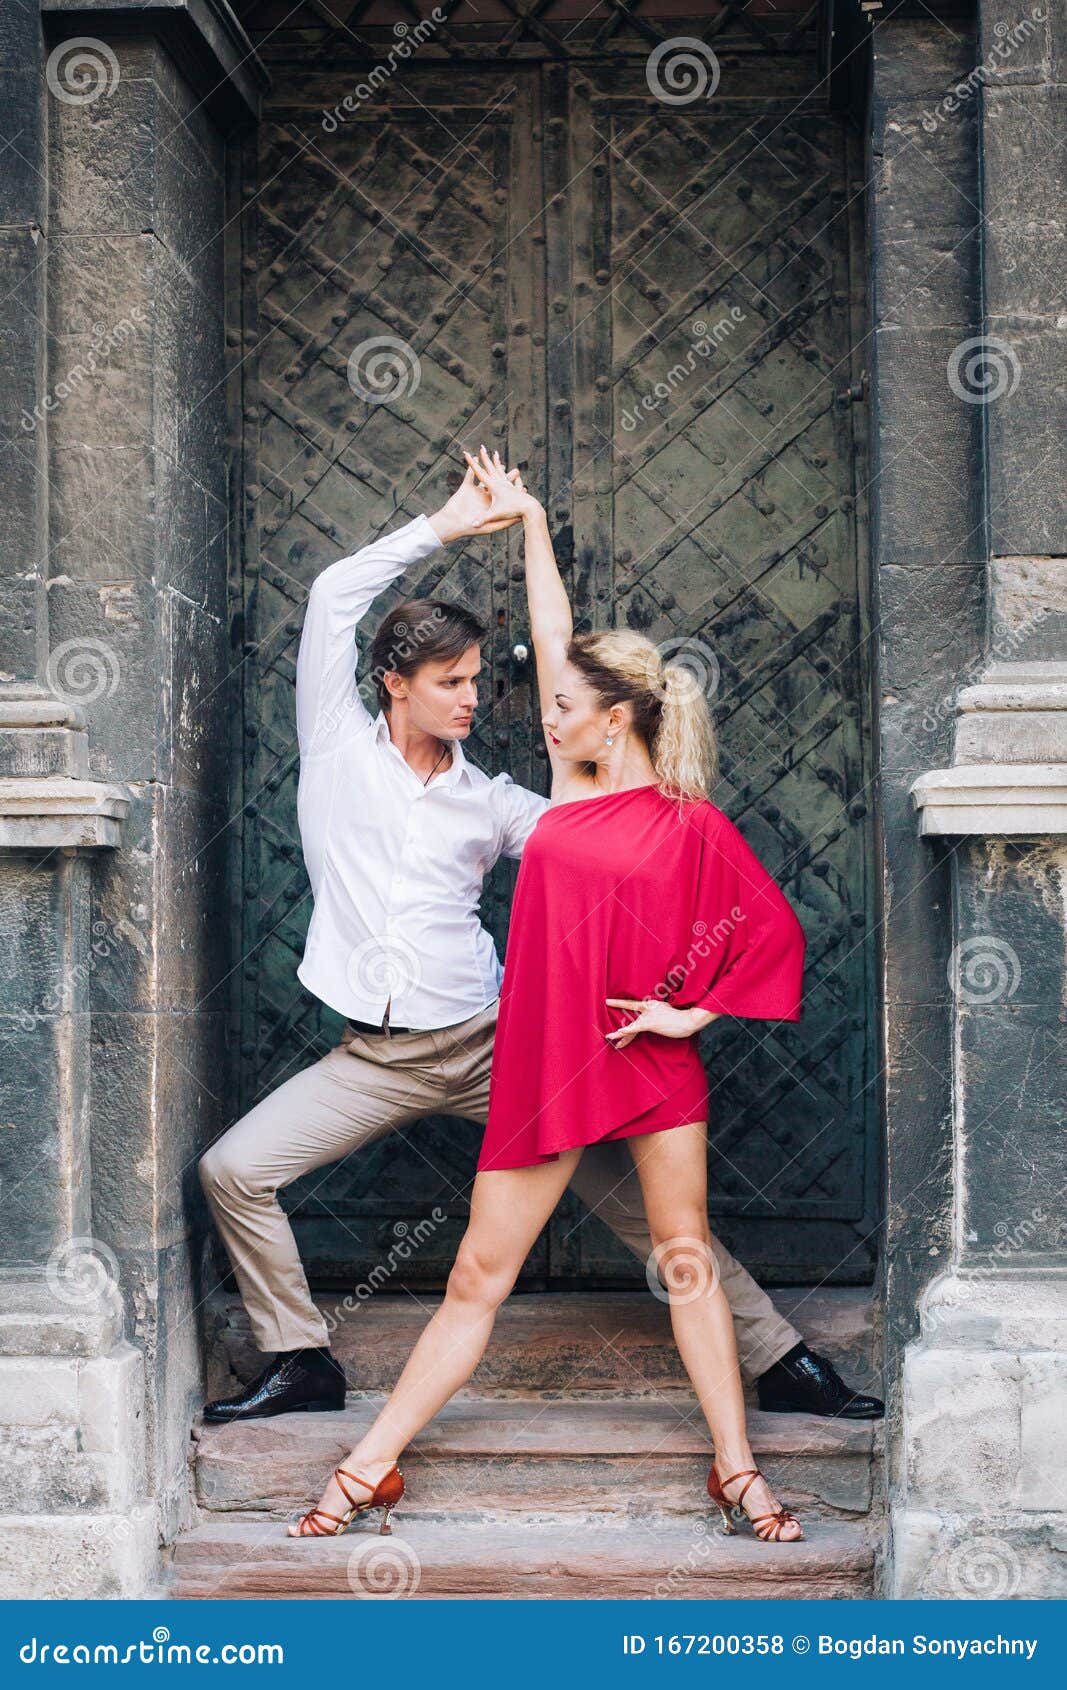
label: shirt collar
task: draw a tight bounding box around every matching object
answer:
[374,711,472,789]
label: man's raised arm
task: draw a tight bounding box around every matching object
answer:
[295,461,526,757]
[295,514,443,758]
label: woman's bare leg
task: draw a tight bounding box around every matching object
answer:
[627,1121,801,1539]
[288,1148,581,1533]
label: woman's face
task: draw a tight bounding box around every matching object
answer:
[541,661,617,763]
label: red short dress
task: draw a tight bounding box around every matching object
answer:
[476,784,806,1171]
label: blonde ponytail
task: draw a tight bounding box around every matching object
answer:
[655,662,718,802]
[565,630,718,806]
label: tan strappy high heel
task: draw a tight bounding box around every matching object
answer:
[292,1462,404,1538]
[706,1461,804,1542]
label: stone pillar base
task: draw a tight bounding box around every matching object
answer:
[892,1273,1067,1598]
[0,1278,157,1598]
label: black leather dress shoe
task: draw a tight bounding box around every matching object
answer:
[203,1346,347,1423]
[756,1342,884,1419]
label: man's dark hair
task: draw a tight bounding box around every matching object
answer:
[367,598,486,712]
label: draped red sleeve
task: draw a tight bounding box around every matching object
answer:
[669,805,806,1023]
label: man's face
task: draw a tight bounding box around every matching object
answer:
[389,643,482,738]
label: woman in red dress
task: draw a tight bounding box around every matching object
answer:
[291,448,807,1546]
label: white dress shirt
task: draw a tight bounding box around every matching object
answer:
[294,513,550,1029]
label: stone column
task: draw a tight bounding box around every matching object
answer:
[867,0,985,1524]
[0,2,48,680]
[0,1,265,1596]
[894,0,1067,1599]
[0,726,153,1598]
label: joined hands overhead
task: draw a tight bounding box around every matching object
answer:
[429,445,541,545]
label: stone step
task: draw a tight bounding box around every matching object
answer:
[204,1287,879,1401]
[171,1516,876,1600]
[194,1396,882,1523]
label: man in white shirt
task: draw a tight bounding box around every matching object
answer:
[199,467,882,1425]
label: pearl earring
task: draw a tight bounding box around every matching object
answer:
[605,735,614,746]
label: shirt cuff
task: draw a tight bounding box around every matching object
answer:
[409,512,444,555]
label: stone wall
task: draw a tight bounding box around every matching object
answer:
[0,1,264,1596]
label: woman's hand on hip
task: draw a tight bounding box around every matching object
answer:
[604,997,705,1048]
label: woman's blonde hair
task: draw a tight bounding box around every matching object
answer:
[565,629,718,804]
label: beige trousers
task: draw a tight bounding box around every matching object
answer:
[199,997,800,1383]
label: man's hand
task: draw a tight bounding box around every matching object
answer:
[428,461,528,545]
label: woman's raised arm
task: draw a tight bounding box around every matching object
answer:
[466,446,574,791]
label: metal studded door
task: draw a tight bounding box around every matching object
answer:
[233,63,549,1288]
[542,62,876,1286]
[232,13,876,1288]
